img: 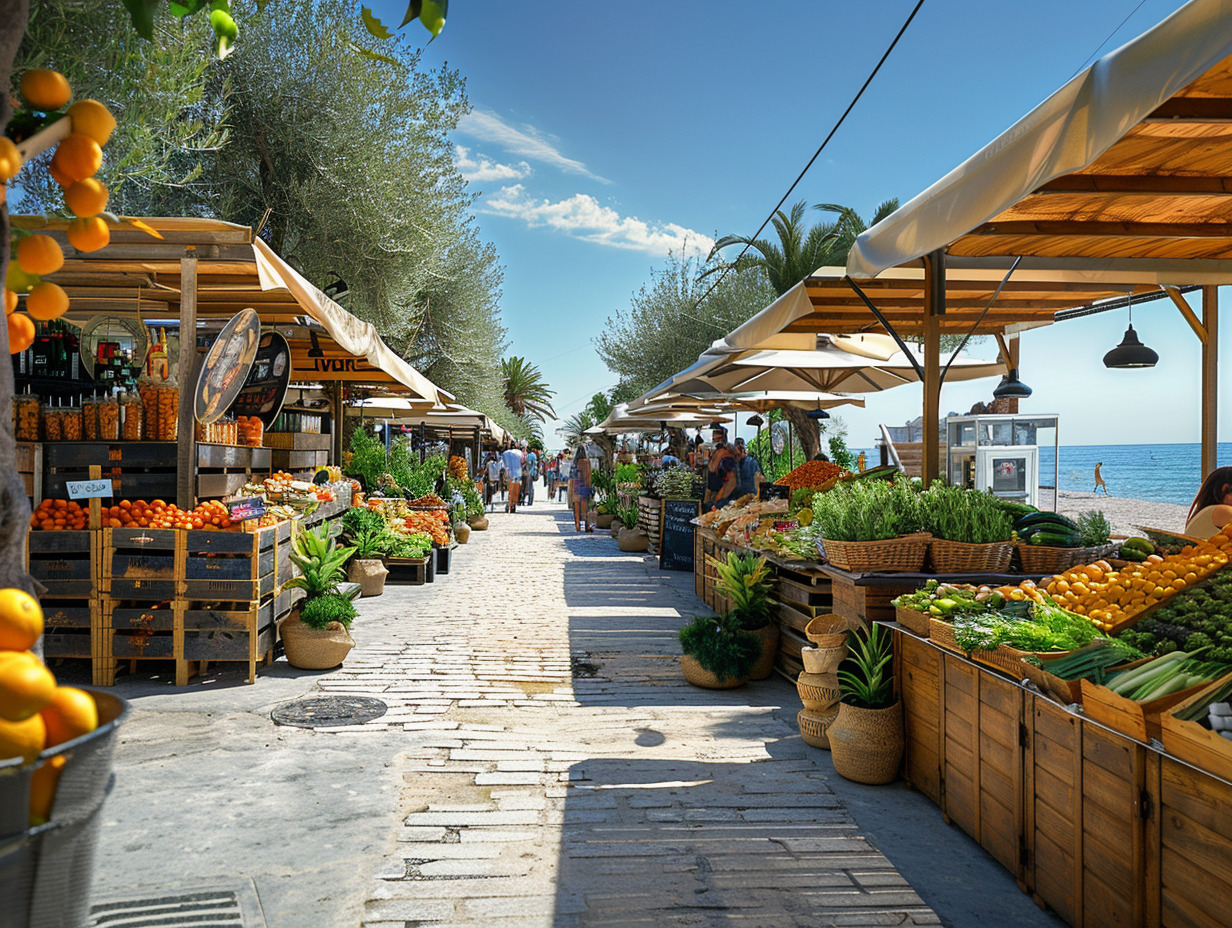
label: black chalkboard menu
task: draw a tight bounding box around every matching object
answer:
[660,498,700,572]
[230,332,292,427]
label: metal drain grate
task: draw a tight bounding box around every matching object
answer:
[91,890,245,927]
[270,695,388,728]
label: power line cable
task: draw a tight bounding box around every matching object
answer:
[1068,0,1149,80]
[678,0,927,330]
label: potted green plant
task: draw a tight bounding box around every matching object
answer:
[615,502,647,550]
[279,524,357,669]
[594,492,616,529]
[347,527,389,597]
[677,614,761,689]
[827,624,903,783]
[708,552,778,679]
[289,593,358,669]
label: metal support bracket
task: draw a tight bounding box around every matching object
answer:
[843,276,925,380]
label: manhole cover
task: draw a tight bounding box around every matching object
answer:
[271,695,388,728]
[91,884,264,927]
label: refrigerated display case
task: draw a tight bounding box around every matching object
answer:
[945,414,1058,507]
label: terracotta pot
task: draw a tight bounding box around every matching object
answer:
[747,624,779,680]
[347,558,388,597]
[468,516,489,531]
[827,701,904,785]
[617,528,649,552]
[609,519,624,538]
[279,611,354,670]
[680,653,746,689]
[454,523,471,545]
[595,513,615,529]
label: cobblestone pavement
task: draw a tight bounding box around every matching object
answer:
[311,499,941,928]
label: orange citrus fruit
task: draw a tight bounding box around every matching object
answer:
[0,651,57,722]
[65,177,108,217]
[0,590,43,651]
[66,216,110,253]
[16,234,64,276]
[51,133,102,183]
[7,313,35,354]
[0,712,45,764]
[48,160,73,189]
[0,137,20,182]
[40,687,98,747]
[4,290,16,315]
[20,69,71,111]
[67,99,116,145]
[25,282,68,321]
[29,754,65,824]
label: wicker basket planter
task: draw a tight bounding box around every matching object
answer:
[894,604,931,637]
[595,513,615,529]
[801,643,848,674]
[928,538,1014,573]
[609,519,624,538]
[796,671,842,711]
[467,515,489,531]
[347,558,388,597]
[748,624,779,680]
[798,705,840,749]
[820,533,931,573]
[1016,542,1118,575]
[279,612,354,670]
[804,613,861,648]
[827,700,904,785]
[617,528,650,552]
[680,654,746,689]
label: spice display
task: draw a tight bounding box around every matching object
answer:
[775,460,847,491]
[14,394,39,442]
[82,397,98,441]
[61,405,81,441]
[41,403,62,441]
[156,384,177,440]
[121,392,143,441]
[97,395,119,441]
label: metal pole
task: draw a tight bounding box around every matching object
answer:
[788,419,794,471]
[176,250,198,510]
[922,249,945,487]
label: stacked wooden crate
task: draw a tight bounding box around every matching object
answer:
[28,530,96,663]
[771,563,833,681]
[97,527,183,685]
[44,442,177,502]
[638,496,662,554]
[195,444,272,501]
[263,432,330,476]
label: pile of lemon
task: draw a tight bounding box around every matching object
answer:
[3,68,117,355]
[0,589,100,826]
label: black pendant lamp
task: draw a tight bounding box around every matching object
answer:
[1103,302,1158,369]
[747,414,764,428]
[806,400,830,421]
[992,368,1032,399]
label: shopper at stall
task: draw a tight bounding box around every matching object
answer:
[704,427,737,510]
[569,445,593,532]
[1185,466,1232,538]
[662,446,680,468]
[501,442,523,513]
[732,437,764,500]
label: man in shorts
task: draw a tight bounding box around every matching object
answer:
[500,442,523,513]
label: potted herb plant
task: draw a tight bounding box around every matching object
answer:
[289,593,359,669]
[920,484,1015,572]
[616,503,648,552]
[347,527,390,597]
[279,525,357,669]
[708,552,778,679]
[594,491,616,530]
[677,614,761,689]
[811,479,929,572]
[826,624,903,784]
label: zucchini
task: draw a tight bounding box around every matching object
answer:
[996,501,1038,518]
[1118,546,1148,562]
[1122,537,1155,555]
[1017,521,1081,539]
[1030,530,1082,547]
[1016,511,1080,532]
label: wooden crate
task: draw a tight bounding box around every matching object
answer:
[638,496,662,553]
[895,628,943,806]
[97,597,183,688]
[269,448,328,473]
[1156,756,1232,928]
[17,440,42,504]
[1024,694,1083,925]
[1080,722,1148,927]
[28,529,97,598]
[263,431,330,451]
[181,597,281,684]
[1080,677,1210,743]
[40,598,94,660]
[775,576,833,611]
[385,555,431,585]
[43,441,177,502]
[773,623,806,682]
[436,542,456,575]
[826,568,918,626]
[1159,672,1232,782]
[180,525,278,600]
[99,526,181,600]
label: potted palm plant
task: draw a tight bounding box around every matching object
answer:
[280,524,357,669]
[677,614,761,689]
[708,552,778,679]
[827,624,903,784]
[347,527,389,597]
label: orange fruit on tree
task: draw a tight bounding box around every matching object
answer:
[20,69,71,111]
[51,133,102,184]
[29,754,65,825]
[4,289,16,315]
[7,312,35,354]
[39,687,98,747]
[67,99,116,145]
[65,177,108,217]
[25,282,69,321]
[0,589,43,651]
[0,651,57,722]
[0,712,45,764]
[48,160,73,189]
[0,137,21,182]
[66,216,110,253]
[16,234,64,276]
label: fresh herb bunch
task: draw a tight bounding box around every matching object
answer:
[654,468,700,500]
[708,552,775,630]
[346,428,387,493]
[614,462,642,487]
[678,615,761,683]
[341,506,384,539]
[299,592,358,631]
[791,485,829,509]
[952,601,1101,653]
[614,503,639,528]
[811,479,924,542]
[350,527,389,559]
[838,624,895,708]
[1075,511,1112,546]
[387,532,432,559]
[919,484,1014,543]
[827,434,857,470]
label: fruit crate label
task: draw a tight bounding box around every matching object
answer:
[226,496,266,521]
[66,478,113,499]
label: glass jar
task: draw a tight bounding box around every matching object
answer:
[122,392,143,441]
[41,402,62,441]
[14,394,39,442]
[139,380,159,439]
[98,394,120,441]
[157,384,178,441]
[62,403,82,441]
[82,396,99,441]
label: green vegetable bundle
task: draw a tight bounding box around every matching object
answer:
[952,600,1101,653]
[919,484,1013,544]
[1117,566,1232,661]
[654,468,700,499]
[1104,649,1229,702]
[811,479,924,542]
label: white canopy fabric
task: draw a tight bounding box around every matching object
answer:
[676,390,867,413]
[847,0,1232,278]
[594,403,730,434]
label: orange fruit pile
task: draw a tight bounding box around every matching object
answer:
[29,499,88,531]
[99,498,234,531]
[0,589,99,825]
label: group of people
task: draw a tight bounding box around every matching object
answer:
[695,425,764,511]
[482,440,542,514]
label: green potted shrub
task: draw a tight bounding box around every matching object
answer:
[347,527,389,597]
[677,614,761,689]
[594,491,616,530]
[708,552,778,679]
[279,524,357,669]
[811,479,929,572]
[615,502,647,551]
[827,624,903,783]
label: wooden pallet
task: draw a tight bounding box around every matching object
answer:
[100,526,182,601]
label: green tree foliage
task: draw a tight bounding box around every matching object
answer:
[594,251,776,403]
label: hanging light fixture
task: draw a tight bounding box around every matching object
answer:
[1103,297,1158,369]
[992,369,1032,399]
[747,414,764,428]
[806,399,830,420]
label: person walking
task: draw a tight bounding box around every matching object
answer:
[500,442,523,513]
[1094,462,1108,495]
[557,452,571,502]
[570,445,593,532]
[483,451,502,511]
[524,443,538,507]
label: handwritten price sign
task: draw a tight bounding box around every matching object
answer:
[226,496,266,521]
[66,479,114,500]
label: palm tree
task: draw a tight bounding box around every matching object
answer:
[559,412,595,446]
[501,356,557,422]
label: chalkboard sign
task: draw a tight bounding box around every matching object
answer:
[660,498,700,572]
[230,332,292,427]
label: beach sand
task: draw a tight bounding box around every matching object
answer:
[1039,489,1189,537]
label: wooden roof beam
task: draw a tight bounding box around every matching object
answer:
[1034,175,1232,195]
[1144,98,1232,122]
[1162,285,1209,344]
[974,220,1232,238]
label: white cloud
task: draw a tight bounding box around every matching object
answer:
[457,110,608,183]
[453,145,531,184]
[480,185,714,257]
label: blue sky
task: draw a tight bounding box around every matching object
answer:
[376,0,1227,451]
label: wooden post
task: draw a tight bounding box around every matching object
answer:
[176,251,198,510]
[1202,286,1219,479]
[922,250,945,486]
[330,382,344,466]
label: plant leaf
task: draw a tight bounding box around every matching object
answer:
[121,0,161,40]
[169,0,210,16]
[419,0,446,38]
[343,37,402,68]
[399,0,424,28]
[361,6,394,39]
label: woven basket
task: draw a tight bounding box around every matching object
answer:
[928,617,966,655]
[894,605,931,637]
[798,706,840,749]
[279,614,355,670]
[804,613,860,647]
[928,538,1014,573]
[828,701,904,785]
[748,624,779,680]
[680,654,746,689]
[820,533,930,573]
[973,644,1078,682]
[801,644,847,674]
[1016,542,1119,575]
[797,671,842,711]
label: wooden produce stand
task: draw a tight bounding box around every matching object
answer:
[893,625,1232,928]
[638,496,662,554]
[763,556,832,681]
